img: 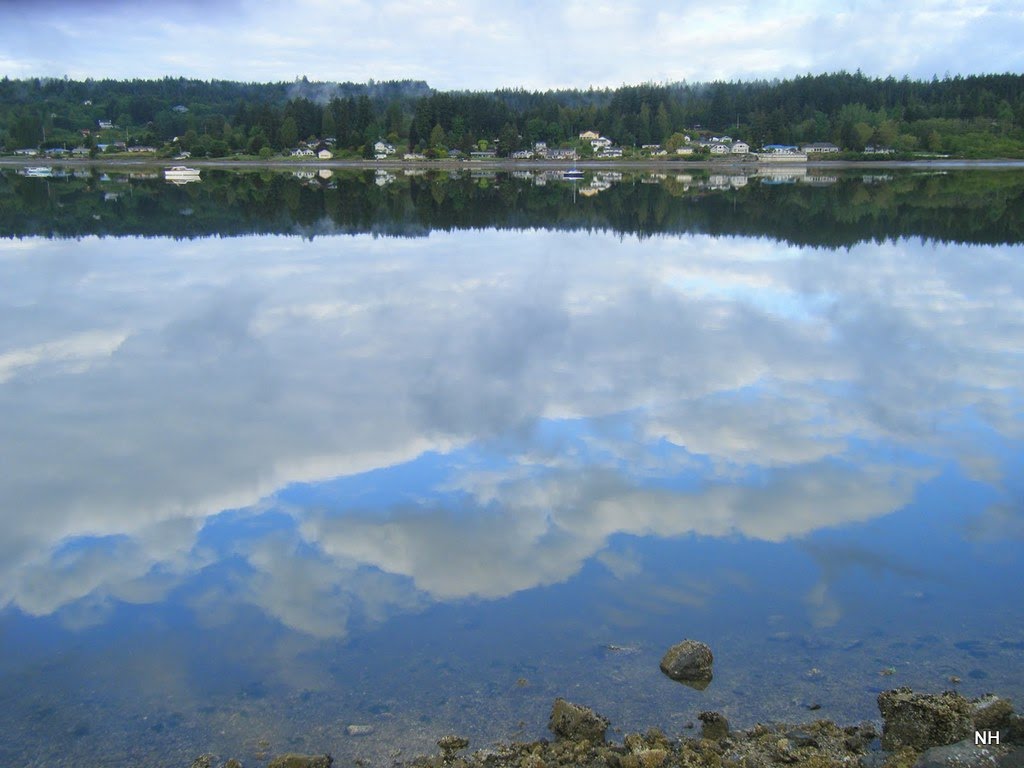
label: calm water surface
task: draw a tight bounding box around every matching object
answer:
[0,168,1022,767]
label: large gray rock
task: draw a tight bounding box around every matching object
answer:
[659,639,713,689]
[972,696,1016,733]
[913,738,998,768]
[548,698,610,743]
[878,688,973,751]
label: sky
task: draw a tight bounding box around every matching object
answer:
[0,0,1022,90]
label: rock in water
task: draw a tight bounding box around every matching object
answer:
[437,734,470,757]
[660,639,714,688]
[548,698,610,743]
[699,711,729,740]
[913,738,1001,768]
[877,688,972,751]
[971,695,1015,733]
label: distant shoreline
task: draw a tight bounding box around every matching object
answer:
[3,157,1024,172]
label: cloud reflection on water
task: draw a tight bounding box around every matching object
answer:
[0,229,1021,635]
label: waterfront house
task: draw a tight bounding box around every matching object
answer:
[802,142,840,153]
[579,130,600,141]
[546,148,578,160]
[731,142,750,154]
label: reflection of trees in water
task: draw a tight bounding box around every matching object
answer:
[3,169,1024,246]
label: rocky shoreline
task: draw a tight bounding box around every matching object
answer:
[187,687,1021,768]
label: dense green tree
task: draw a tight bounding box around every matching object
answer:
[279,116,298,148]
[429,123,446,149]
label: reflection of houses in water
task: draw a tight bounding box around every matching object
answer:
[374,170,396,186]
[756,166,808,185]
[402,169,426,176]
[579,171,621,196]
[802,175,838,186]
[703,174,751,189]
[641,172,668,184]
[318,169,334,180]
[581,178,612,196]
[511,170,534,180]
[470,170,497,179]
[293,170,316,180]
[862,174,894,184]
[707,174,731,189]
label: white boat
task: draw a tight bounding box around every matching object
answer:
[164,166,201,183]
[24,166,53,177]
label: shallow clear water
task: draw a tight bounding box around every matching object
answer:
[0,169,1022,767]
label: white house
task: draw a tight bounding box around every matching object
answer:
[318,149,332,160]
[709,143,729,155]
[374,140,396,155]
[731,142,750,154]
[802,142,840,153]
[590,137,612,149]
[291,148,314,157]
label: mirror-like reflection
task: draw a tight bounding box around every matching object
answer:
[0,171,1022,767]
[3,166,1024,244]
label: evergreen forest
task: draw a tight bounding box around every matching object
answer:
[2,71,1023,158]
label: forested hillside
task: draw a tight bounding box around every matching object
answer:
[2,71,1022,158]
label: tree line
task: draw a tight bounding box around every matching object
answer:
[1,71,1023,158]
